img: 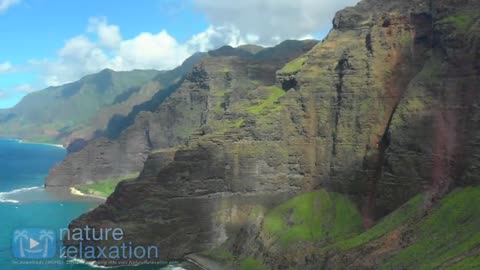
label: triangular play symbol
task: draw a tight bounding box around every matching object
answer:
[29,238,39,249]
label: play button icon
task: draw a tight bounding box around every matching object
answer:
[13,228,56,259]
[29,238,40,249]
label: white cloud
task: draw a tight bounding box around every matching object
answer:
[194,0,360,45]
[187,25,259,51]
[112,30,189,71]
[88,17,122,49]
[0,61,12,73]
[36,31,188,86]
[0,90,6,99]
[31,18,262,86]
[0,0,20,13]
[40,35,110,86]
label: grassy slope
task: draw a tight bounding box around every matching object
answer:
[333,193,424,250]
[445,255,480,270]
[239,258,268,270]
[246,86,285,115]
[250,187,480,269]
[280,56,307,73]
[381,187,480,269]
[263,190,363,246]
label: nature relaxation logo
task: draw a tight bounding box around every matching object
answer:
[12,226,159,263]
[12,229,56,259]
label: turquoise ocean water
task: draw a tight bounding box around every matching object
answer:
[0,139,186,270]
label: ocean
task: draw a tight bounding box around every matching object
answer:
[0,139,188,270]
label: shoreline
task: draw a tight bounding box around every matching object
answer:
[69,187,107,201]
[43,186,106,203]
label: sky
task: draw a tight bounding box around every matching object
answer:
[0,0,360,108]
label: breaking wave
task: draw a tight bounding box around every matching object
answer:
[0,186,43,203]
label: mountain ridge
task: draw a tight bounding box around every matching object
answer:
[45,39,318,188]
[0,53,204,146]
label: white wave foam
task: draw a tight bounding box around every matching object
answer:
[2,138,65,149]
[1,186,42,194]
[29,142,65,149]
[0,186,43,204]
[68,258,186,269]
[0,198,19,203]
[67,258,111,268]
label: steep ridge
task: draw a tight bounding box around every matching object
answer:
[65,0,480,268]
[0,53,203,146]
[46,40,318,187]
[99,52,206,140]
[0,69,160,144]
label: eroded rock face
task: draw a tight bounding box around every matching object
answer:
[235,0,480,268]
[66,0,479,267]
[69,141,296,260]
[46,41,318,187]
[296,0,437,224]
[47,67,211,187]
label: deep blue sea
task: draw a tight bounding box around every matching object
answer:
[0,139,186,270]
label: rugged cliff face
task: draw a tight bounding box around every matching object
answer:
[235,0,480,268]
[46,40,318,187]
[66,0,479,268]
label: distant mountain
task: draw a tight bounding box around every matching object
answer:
[0,53,203,145]
[236,44,265,54]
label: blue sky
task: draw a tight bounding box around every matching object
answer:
[0,0,359,108]
[1,0,207,63]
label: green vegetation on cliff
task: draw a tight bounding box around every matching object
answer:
[218,187,480,270]
[239,257,267,270]
[260,187,480,269]
[441,13,479,33]
[247,86,285,115]
[280,56,307,73]
[382,187,480,270]
[263,190,363,246]
[334,193,424,250]
[75,172,139,197]
[446,255,480,270]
